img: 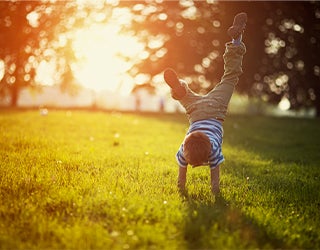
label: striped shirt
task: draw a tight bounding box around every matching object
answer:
[176,119,224,169]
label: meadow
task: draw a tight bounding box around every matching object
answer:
[0,109,319,249]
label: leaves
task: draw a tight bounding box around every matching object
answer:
[1,1,320,115]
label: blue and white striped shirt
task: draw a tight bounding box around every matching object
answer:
[176,119,224,169]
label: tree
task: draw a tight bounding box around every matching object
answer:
[129,1,320,116]
[1,1,319,117]
[0,1,78,106]
[0,1,38,106]
[127,1,227,94]
[220,1,320,116]
[251,1,320,116]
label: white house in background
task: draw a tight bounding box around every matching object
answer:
[18,85,94,107]
[16,84,184,112]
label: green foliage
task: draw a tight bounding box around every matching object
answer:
[0,110,319,249]
[2,1,320,115]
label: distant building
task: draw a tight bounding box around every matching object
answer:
[17,85,94,108]
[4,84,184,113]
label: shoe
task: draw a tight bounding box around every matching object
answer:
[227,12,247,39]
[164,68,182,89]
[164,68,186,98]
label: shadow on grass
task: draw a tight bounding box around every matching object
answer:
[139,113,320,248]
[179,191,286,249]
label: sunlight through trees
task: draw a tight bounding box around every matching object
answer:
[0,1,319,116]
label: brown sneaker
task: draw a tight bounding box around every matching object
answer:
[164,68,186,99]
[227,12,247,39]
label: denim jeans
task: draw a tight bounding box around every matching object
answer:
[173,42,246,124]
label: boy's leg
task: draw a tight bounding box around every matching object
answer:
[178,166,187,191]
[210,165,220,195]
[164,68,187,99]
[211,42,246,101]
[207,13,247,120]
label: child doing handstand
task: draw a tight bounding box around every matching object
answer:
[163,12,247,195]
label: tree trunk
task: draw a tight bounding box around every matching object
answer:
[314,85,320,118]
[313,81,320,117]
[10,85,19,107]
[315,103,320,118]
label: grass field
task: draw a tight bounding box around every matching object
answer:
[0,109,320,249]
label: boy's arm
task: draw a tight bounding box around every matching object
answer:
[178,166,187,191]
[210,165,220,195]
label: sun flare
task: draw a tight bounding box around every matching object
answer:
[72,23,145,94]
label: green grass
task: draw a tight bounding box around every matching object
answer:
[0,109,319,249]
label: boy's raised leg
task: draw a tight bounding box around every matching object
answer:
[206,12,247,121]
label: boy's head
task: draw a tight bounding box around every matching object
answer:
[183,131,211,166]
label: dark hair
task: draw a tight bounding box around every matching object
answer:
[183,131,211,166]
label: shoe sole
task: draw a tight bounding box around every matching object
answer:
[163,68,187,98]
[164,68,182,89]
[228,12,247,39]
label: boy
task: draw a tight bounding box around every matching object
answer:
[163,12,247,195]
